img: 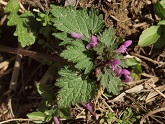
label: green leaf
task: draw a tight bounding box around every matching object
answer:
[50,5,103,38]
[45,108,57,116]
[109,76,121,95]
[154,0,165,19]
[130,72,140,81]
[56,67,97,108]
[138,26,161,47]
[154,35,165,48]
[60,40,94,74]
[126,58,138,66]
[98,68,121,95]
[36,84,55,102]
[94,43,105,57]
[5,0,20,13]
[5,0,37,47]
[59,107,71,118]
[53,32,72,46]
[37,10,52,26]
[27,112,47,123]
[160,0,165,8]
[158,20,165,25]
[154,26,165,48]
[37,99,49,112]
[87,8,104,34]
[134,64,142,74]
[98,27,115,47]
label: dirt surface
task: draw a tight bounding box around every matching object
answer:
[0,0,165,123]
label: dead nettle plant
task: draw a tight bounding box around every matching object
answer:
[4,0,134,123]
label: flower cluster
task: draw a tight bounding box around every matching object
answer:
[70,32,132,82]
[70,32,98,49]
[109,59,131,82]
[109,40,132,82]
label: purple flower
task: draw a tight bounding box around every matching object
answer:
[83,102,96,116]
[86,35,98,49]
[123,75,132,82]
[95,68,99,77]
[116,40,132,53]
[115,67,122,77]
[109,59,120,71]
[70,32,82,39]
[53,117,60,124]
[115,68,132,82]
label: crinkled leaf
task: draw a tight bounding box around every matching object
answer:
[51,5,103,39]
[94,43,105,57]
[5,0,37,47]
[36,10,52,26]
[5,0,19,13]
[109,76,121,95]
[60,40,94,74]
[56,67,97,108]
[138,26,161,47]
[98,68,121,95]
[53,32,72,46]
[14,23,36,47]
[87,8,104,34]
[116,55,128,68]
[98,27,115,47]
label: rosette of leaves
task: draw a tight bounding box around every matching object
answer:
[50,5,125,108]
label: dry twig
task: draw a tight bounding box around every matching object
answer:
[140,107,165,124]
[0,45,69,64]
[0,118,43,124]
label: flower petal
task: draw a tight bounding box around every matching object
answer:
[91,35,97,42]
[116,45,127,53]
[54,117,60,124]
[95,68,99,77]
[123,40,132,47]
[123,75,132,82]
[120,69,130,75]
[115,68,122,77]
[83,103,96,116]
[70,32,82,39]
[86,44,91,49]
[109,59,120,71]
[90,35,98,47]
